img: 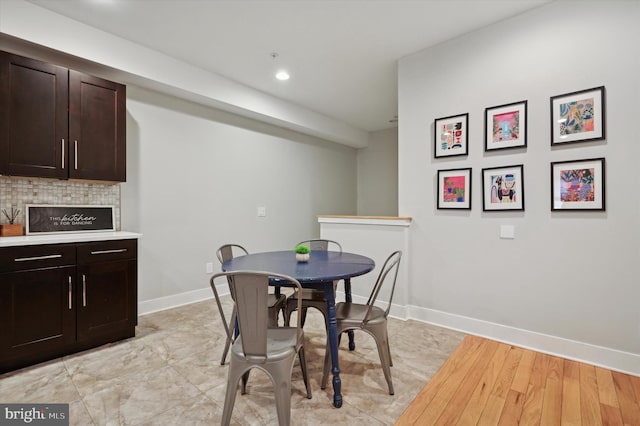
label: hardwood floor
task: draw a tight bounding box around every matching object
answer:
[395,335,640,425]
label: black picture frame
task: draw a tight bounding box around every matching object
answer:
[551,158,605,211]
[437,168,472,210]
[550,86,605,145]
[434,113,469,158]
[484,100,527,151]
[482,164,524,211]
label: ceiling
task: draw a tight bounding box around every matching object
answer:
[26,0,551,133]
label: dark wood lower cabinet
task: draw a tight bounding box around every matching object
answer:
[0,239,137,373]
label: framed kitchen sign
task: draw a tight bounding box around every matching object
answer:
[437,168,472,210]
[485,100,527,151]
[550,86,605,145]
[434,113,468,158]
[551,158,605,211]
[25,204,115,235]
[482,165,524,211]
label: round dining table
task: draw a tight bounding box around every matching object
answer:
[222,250,375,408]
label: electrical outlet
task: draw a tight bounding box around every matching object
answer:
[206,262,213,274]
[257,206,266,217]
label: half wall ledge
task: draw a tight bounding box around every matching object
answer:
[317,215,412,227]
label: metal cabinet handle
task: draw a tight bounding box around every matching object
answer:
[61,139,65,169]
[68,276,72,310]
[82,274,87,307]
[14,254,63,262]
[74,140,78,170]
[90,249,127,255]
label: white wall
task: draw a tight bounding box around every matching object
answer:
[121,87,357,306]
[399,1,640,373]
[357,128,398,216]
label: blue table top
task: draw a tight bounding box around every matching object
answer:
[222,250,375,283]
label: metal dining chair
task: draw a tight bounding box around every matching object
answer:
[320,250,402,395]
[211,270,312,426]
[215,244,287,365]
[283,239,342,328]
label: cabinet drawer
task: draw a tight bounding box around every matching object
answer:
[77,239,137,265]
[0,244,76,273]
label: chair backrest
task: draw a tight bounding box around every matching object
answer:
[216,244,249,264]
[364,250,402,322]
[211,270,303,361]
[296,238,342,252]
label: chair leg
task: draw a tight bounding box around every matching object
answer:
[221,366,243,426]
[371,324,394,395]
[298,346,312,399]
[268,306,279,328]
[268,359,295,426]
[300,307,308,327]
[241,370,250,394]
[284,304,292,326]
[221,306,237,365]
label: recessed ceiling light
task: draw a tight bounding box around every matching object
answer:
[275,70,290,81]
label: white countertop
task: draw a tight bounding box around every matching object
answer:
[0,231,142,247]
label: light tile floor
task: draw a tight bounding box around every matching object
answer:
[0,296,465,425]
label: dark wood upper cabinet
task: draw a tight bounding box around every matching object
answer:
[0,51,126,182]
[69,71,126,181]
[0,52,68,179]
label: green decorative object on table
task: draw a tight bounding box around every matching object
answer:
[294,244,310,262]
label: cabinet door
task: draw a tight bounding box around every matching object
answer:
[69,71,126,182]
[76,260,136,344]
[0,267,76,372]
[0,51,68,178]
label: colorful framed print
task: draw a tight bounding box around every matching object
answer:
[551,158,605,211]
[482,165,524,211]
[437,168,472,210]
[434,113,468,158]
[550,86,605,145]
[485,100,527,151]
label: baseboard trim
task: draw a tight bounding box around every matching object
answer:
[138,288,639,376]
[138,286,219,316]
[408,305,640,377]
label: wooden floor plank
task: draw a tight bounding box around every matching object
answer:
[434,340,505,425]
[600,403,624,426]
[629,374,640,405]
[476,346,523,426]
[455,342,511,424]
[612,371,640,426]
[395,336,640,426]
[414,338,499,425]
[497,389,526,425]
[561,359,582,426]
[540,356,564,425]
[394,335,484,425]
[579,363,603,425]
[510,348,536,394]
[596,367,620,407]
[519,352,550,425]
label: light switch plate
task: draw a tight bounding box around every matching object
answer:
[500,225,515,239]
[257,206,266,217]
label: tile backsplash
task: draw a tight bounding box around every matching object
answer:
[0,176,121,230]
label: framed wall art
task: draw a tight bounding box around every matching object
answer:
[485,100,527,151]
[482,165,524,211]
[551,158,605,211]
[437,168,472,210]
[25,204,115,235]
[550,86,605,145]
[434,113,468,158]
